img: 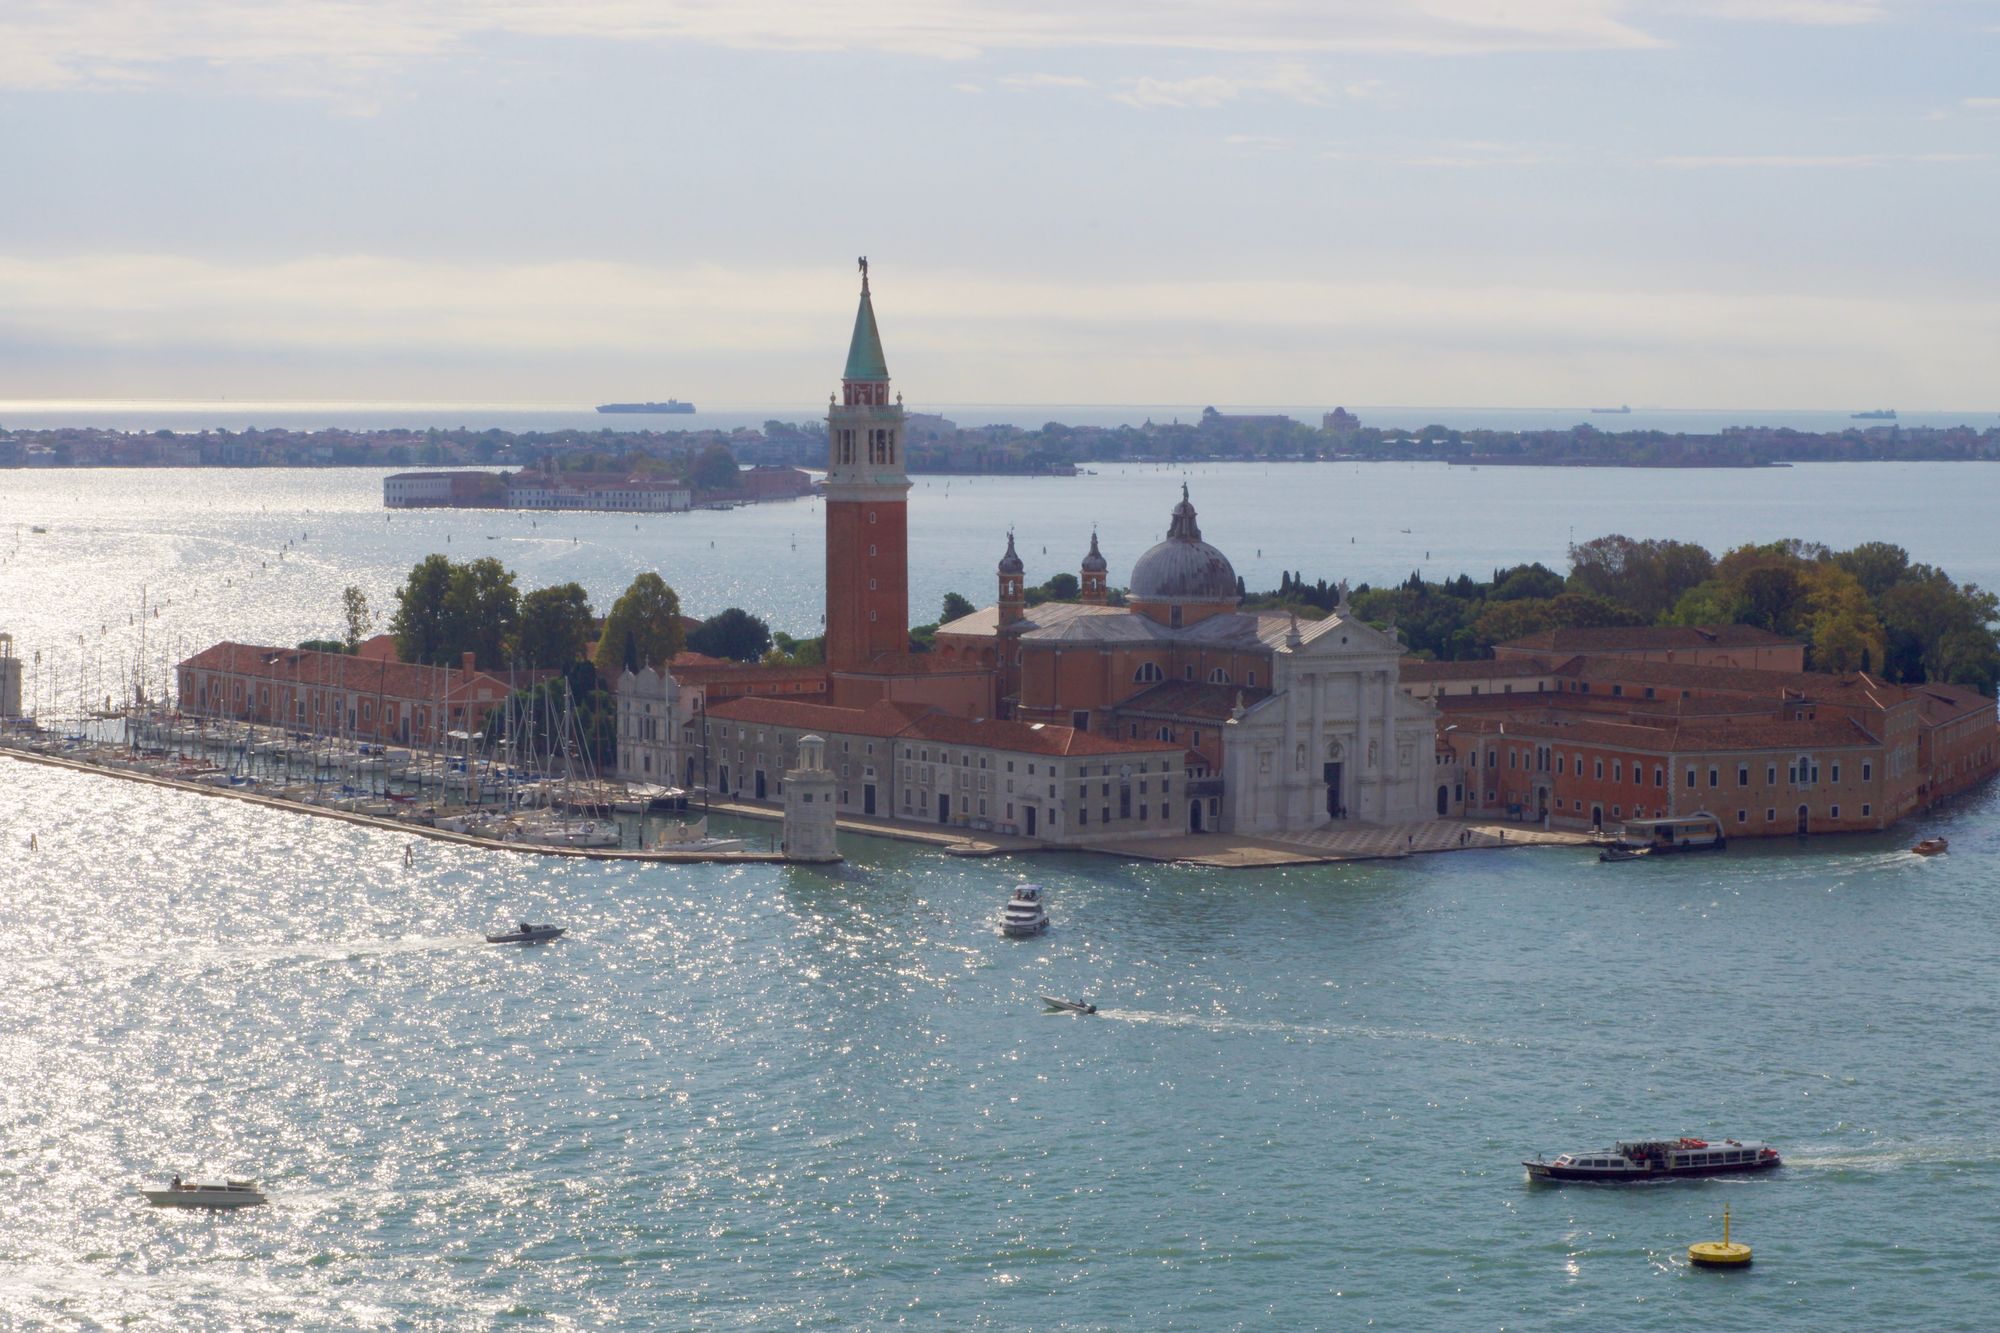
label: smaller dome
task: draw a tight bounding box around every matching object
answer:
[1080,530,1107,573]
[997,531,1024,575]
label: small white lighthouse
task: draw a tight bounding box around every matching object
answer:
[782,734,841,862]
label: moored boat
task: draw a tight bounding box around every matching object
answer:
[1601,813,1725,859]
[1913,837,1948,856]
[142,1177,267,1208]
[1525,1137,1780,1182]
[1000,883,1050,937]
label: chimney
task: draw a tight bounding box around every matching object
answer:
[462,651,476,675]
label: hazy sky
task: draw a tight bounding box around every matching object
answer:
[2,1,1996,409]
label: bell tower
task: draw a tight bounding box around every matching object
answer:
[824,257,911,673]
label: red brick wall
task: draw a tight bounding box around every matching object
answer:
[824,498,908,671]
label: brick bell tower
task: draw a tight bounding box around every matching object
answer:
[824,257,911,673]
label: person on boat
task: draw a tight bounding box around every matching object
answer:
[170,1174,183,1189]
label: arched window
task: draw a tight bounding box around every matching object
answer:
[1133,662,1164,683]
[1208,667,1231,684]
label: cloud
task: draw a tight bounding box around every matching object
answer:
[0,1,1667,95]
[1658,152,1990,167]
[1651,0,1887,23]
[1400,139,1563,167]
[1964,97,2000,111]
[997,73,1095,89]
[1113,63,1331,109]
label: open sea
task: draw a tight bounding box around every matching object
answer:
[3,460,1998,1328]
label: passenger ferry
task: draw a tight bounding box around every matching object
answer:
[1525,1137,1780,1182]
[1000,883,1050,937]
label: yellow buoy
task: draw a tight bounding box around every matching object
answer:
[1689,1205,1753,1267]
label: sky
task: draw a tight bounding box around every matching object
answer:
[1,0,1996,410]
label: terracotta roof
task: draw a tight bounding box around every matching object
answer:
[1914,684,1995,725]
[1554,655,1910,711]
[176,642,525,703]
[704,696,1178,758]
[1444,709,1878,754]
[1501,624,1801,653]
[705,697,927,737]
[1398,657,1556,682]
[901,712,1178,758]
[1111,681,1271,721]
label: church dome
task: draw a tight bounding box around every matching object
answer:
[1080,530,1108,573]
[1129,486,1238,604]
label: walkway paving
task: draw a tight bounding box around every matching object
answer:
[703,797,1040,857]
[1076,818,1594,868]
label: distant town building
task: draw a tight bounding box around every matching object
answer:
[503,472,691,513]
[1322,407,1360,432]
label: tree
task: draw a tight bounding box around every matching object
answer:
[687,607,773,662]
[389,554,455,664]
[1833,541,1911,600]
[691,443,742,492]
[594,572,685,676]
[515,583,595,669]
[1024,572,1080,606]
[341,585,373,652]
[297,638,347,654]
[1803,565,1885,674]
[765,633,825,666]
[440,557,519,669]
[941,591,976,623]
[1490,563,1565,601]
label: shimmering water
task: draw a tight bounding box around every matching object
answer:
[2,464,1998,1327]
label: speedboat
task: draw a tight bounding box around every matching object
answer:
[1598,844,1650,863]
[1038,994,1097,1015]
[1000,883,1050,937]
[486,923,565,945]
[1525,1137,1780,1183]
[142,1178,267,1208]
[1913,837,1948,857]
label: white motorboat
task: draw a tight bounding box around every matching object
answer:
[1000,883,1050,937]
[510,817,621,849]
[1038,994,1097,1014]
[142,1177,267,1208]
[653,817,744,853]
[486,922,565,945]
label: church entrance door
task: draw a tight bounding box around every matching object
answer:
[1025,807,1037,837]
[1324,762,1343,819]
[1189,800,1203,833]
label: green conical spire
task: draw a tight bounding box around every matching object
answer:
[844,257,889,382]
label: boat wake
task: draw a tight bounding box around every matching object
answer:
[1088,1009,1509,1047]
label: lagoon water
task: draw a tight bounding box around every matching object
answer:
[3,461,1999,1328]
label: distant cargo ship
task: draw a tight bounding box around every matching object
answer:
[1590,405,1632,415]
[1851,409,1897,420]
[596,400,696,414]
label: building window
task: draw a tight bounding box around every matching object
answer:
[1708,768,1718,788]
[1831,805,1841,819]
[1766,808,1776,822]
[1862,803,1871,817]
[1133,662,1164,683]
[1247,672,1256,687]
[1686,767,1696,789]
[1737,810,1747,823]
[1862,761,1872,781]
[1832,763,1841,783]
[1208,668,1230,683]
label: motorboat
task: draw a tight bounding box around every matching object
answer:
[1525,1137,1780,1183]
[508,817,621,849]
[653,817,744,854]
[486,923,565,945]
[1913,837,1948,857]
[1038,994,1098,1015]
[142,1177,267,1208]
[1000,883,1050,937]
[1598,844,1650,863]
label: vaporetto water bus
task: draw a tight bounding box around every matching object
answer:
[1524,1137,1781,1182]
